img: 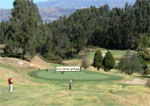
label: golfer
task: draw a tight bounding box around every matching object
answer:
[69,79,72,90]
[8,75,13,93]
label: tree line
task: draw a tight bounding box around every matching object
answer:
[0,0,150,61]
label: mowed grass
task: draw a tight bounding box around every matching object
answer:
[88,50,127,59]
[28,69,122,81]
[110,50,127,56]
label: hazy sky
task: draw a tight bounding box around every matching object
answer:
[0,0,48,9]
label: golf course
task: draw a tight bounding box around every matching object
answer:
[0,49,150,106]
[1,0,150,105]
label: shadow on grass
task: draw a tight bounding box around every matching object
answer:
[137,75,150,78]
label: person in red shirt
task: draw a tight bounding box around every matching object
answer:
[8,75,13,93]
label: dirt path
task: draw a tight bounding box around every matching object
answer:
[125,79,147,85]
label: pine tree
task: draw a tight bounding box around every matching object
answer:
[138,34,150,49]
[102,51,115,71]
[5,0,42,59]
[93,49,103,70]
[0,22,8,44]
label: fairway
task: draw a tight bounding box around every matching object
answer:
[28,69,123,81]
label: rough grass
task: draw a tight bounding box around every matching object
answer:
[0,56,52,70]
[1,79,150,106]
[0,63,20,72]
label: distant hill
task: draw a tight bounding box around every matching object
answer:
[0,9,11,22]
[0,0,136,22]
[39,7,76,22]
[0,8,76,22]
[37,0,136,9]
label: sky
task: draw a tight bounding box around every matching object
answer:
[0,0,48,9]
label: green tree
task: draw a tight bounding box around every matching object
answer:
[118,51,143,75]
[93,49,103,70]
[48,0,150,58]
[138,34,150,49]
[51,19,71,58]
[81,54,89,69]
[138,50,150,76]
[5,0,42,60]
[0,22,8,44]
[68,23,87,53]
[103,51,115,71]
[138,49,150,61]
[142,64,149,76]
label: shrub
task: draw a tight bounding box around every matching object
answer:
[50,56,63,64]
[145,79,150,88]
[138,34,150,49]
[118,51,143,75]
[142,63,150,76]
[93,49,103,70]
[81,55,89,69]
[138,50,150,61]
[103,51,115,71]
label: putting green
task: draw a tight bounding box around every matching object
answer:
[28,69,123,81]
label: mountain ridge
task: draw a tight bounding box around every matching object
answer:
[0,8,76,22]
[37,0,136,9]
[0,0,136,22]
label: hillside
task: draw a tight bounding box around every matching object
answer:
[0,9,11,22]
[0,56,54,86]
[39,7,76,22]
[0,56,52,70]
